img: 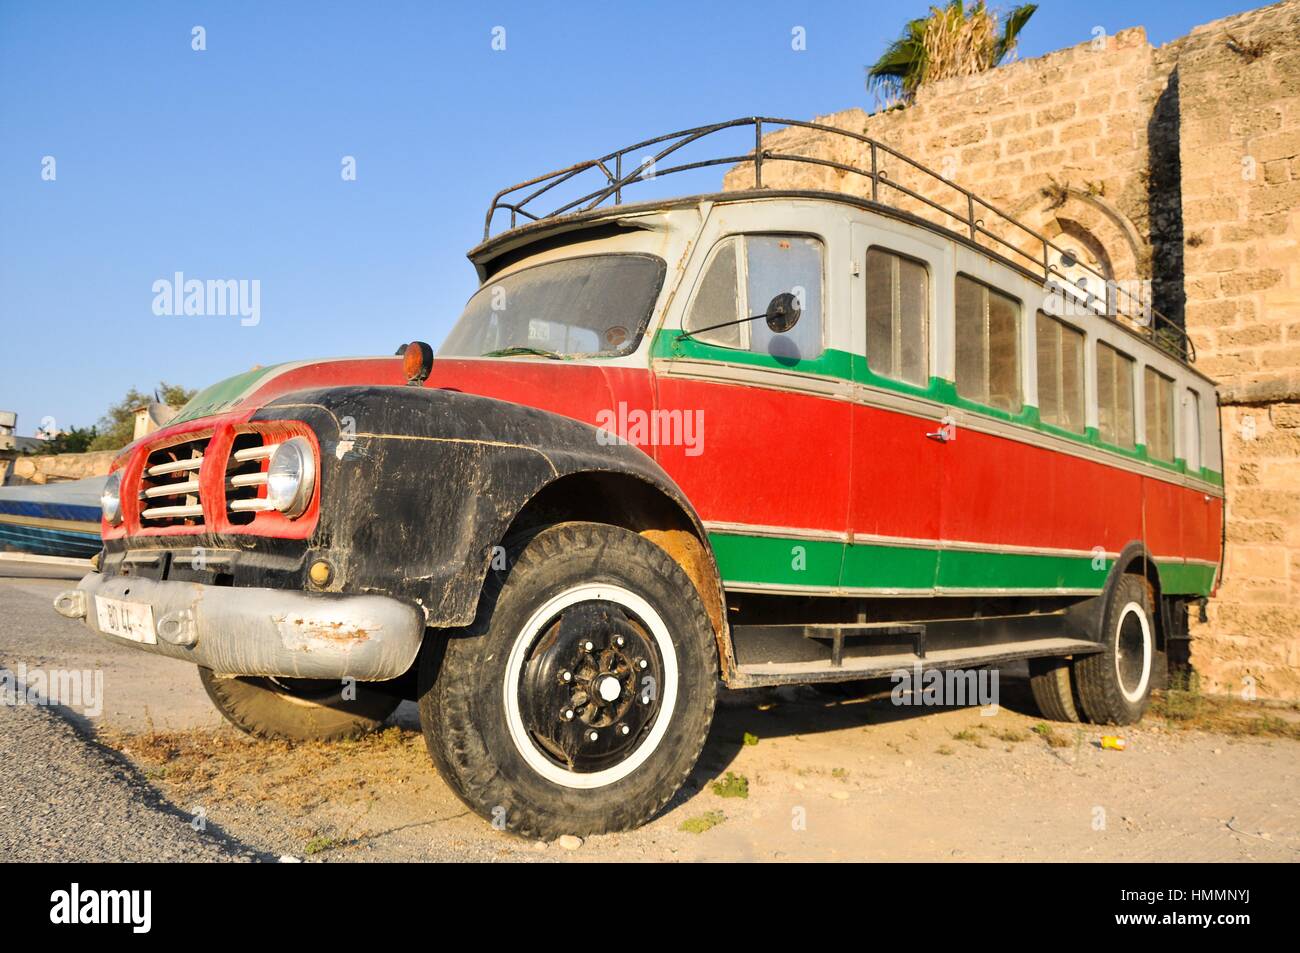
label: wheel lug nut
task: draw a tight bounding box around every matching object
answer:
[588,730,599,742]
[561,670,572,682]
[638,659,648,669]
[619,724,630,736]
[563,709,575,720]
[615,635,625,647]
[583,640,594,651]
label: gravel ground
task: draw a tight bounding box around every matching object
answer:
[0,568,250,861]
[0,698,260,861]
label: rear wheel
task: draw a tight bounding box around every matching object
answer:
[418,522,718,839]
[1073,574,1156,725]
[198,667,401,742]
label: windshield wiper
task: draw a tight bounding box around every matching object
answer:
[482,346,565,360]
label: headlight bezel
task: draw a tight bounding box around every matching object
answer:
[101,471,123,525]
[265,436,317,519]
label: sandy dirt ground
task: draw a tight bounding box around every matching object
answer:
[3,570,1298,862]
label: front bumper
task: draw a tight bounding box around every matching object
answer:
[54,572,424,681]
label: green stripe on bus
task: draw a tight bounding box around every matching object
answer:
[652,330,856,379]
[1154,561,1218,594]
[839,540,940,590]
[708,533,846,589]
[935,548,1108,591]
[708,531,1216,596]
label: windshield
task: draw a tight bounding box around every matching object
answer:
[439,253,666,359]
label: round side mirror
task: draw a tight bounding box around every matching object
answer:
[764,292,802,333]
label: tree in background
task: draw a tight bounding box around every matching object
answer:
[866,1,1037,109]
[88,382,196,452]
[26,425,99,455]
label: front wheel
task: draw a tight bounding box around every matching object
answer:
[418,522,719,839]
[1027,656,1082,722]
[198,667,401,742]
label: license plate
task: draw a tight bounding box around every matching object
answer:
[95,596,157,645]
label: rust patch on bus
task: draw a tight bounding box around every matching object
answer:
[640,527,733,677]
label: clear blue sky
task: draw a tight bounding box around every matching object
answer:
[0,0,1261,436]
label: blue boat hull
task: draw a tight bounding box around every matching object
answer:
[0,476,104,559]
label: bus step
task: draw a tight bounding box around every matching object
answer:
[729,637,1101,689]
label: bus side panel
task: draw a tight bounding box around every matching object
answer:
[1183,484,1224,594]
[655,377,852,589]
[940,425,1143,555]
[849,403,944,543]
[841,400,945,592]
[1143,475,1226,595]
[1142,473,1184,581]
[1204,493,1225,591]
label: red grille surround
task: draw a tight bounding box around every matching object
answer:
[102,416,320,541]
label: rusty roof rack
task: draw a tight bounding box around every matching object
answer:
[483,117,1193,363]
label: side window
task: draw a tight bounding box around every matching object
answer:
[955,274,1021,412]
[1035,312,1086,433]
[746,236,824,361]
[1096,342,1136,449]
[865,247,928,385]
[683,239,742,348]
[1183,388,1202,471]
[1144,367,1176,462]
[683,234,824,361]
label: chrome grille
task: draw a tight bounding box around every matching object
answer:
[132,430,289,531]
[139,440,208,526]
[225,434,279,524]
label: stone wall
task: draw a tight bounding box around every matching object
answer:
[727,0,1300,697]
[1173,0,1300,699]
[6,451,116,485]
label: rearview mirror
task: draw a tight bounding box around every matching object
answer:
[764,292,801,333]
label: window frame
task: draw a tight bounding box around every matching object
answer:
[864,245,930,387]
[1143,365,1177,463]
[682,237,745,349]
[953,272,1023,414]
[681,231,827,360]
[1182,387,1202,472]
[1095,340,1137,451]
[1035,310,1087,435]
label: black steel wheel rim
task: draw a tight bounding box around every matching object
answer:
[516,600,665,774]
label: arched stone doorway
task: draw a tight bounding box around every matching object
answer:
[1009,185,1146,288]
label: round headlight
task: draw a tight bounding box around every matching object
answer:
[266,437,316,518]
[101,471,123,525]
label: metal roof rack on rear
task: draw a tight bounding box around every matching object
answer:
[484,116,1194,364]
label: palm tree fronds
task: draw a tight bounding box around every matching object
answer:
[993,3,1038,64]
[866,2,1038,108]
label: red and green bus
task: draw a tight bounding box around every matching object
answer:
[56,119,1223,838]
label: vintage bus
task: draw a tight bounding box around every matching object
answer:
[55,118,1223,838]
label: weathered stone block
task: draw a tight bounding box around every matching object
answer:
[1036,103,1077,126]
